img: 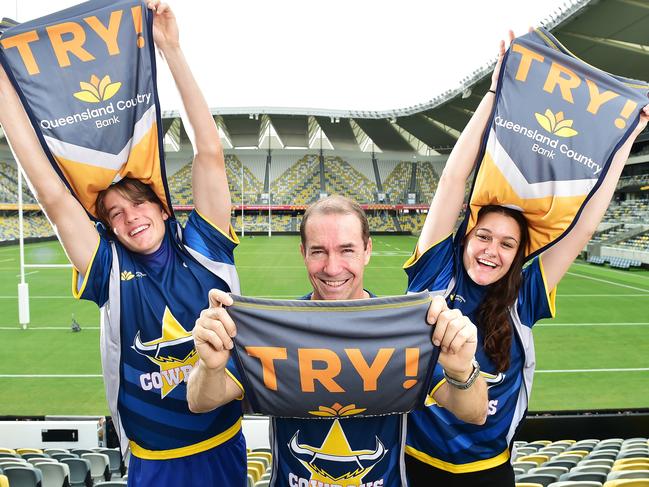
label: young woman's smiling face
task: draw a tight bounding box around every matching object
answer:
[463,211,521,286]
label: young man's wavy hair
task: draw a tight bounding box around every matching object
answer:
[95,178,165,232]
[469,205,529,372]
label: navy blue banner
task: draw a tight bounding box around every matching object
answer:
[0,0,172,218]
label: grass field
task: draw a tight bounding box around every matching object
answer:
[0,235,648,415]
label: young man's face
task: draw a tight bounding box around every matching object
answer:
[300,212,372,301]
[103,189,168,254]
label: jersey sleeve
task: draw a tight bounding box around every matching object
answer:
[182,210,239,264]
[403,234,455,293]
[225,355,245,400]
[516,256,556,328]
[71,235,113,307]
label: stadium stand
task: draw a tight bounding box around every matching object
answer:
[0,213,54,242]
[381,161,411,203]
[225,154,264,204]
[415,161,439,204]
[269,154,320,205]
[510,438,649,486]
[323,155,376,203]
[616,231,649,252]
[0,162,36,204]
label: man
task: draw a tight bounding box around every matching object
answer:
[188,195,487,487]
[0,3,245,485]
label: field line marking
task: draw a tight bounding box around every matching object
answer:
[15,271,39,278]
[536,322,649,327]
[0,374,102,378]
[559,294,649,297]
[0,326,100,330]
[0,258,14,263]
[566,271,649,293]
[573,261,649,282]
[0,296,73,299]
[536,368,649,373]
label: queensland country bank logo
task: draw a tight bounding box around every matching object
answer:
[288,416,387,487]
[132,307,197,399]
[73,74,122,103]
[534,109,578,138]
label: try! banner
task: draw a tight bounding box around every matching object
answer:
[467,27,649,259]
[0,0,172,219]
[228,292,439,418]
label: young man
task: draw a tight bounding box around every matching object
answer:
[188,195,488,487]
[0,2,245,485]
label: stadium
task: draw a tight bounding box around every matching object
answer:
[0,0,649,486]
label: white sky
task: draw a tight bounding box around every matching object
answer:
[7,0,572,112]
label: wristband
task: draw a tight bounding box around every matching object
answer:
[488,89,496,95]
[443,359,481,390]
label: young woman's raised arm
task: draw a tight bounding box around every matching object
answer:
[541,105,649,290]
[417,36,512,255]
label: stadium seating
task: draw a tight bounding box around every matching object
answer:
[81,452,111,483]
[382,161,411,203]
[3,465,43,487]
[415,161,439,204]
[0,474,8,487]
[323,156,376,203]
[270,154,320,205]
[34,462,70,487]
[225,155,264,204]
[512,438,649,487]
[60,457,92,487]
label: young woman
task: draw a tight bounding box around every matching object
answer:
[0,3,246,486]
[403,34,649,486]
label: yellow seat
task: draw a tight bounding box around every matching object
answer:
[613,463,649,471]
[517,455,550,466]
[0,474,8,487]
[515,483,544,487]
[247,460,265,483]
[604,480,649,486]
[16,448,43,455]
[248,451,272,469]
[0,449,15,455]
[616,459,649,466]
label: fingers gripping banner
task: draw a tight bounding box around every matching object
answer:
[0,0,172,218]
[468,27,649,258]
[228,292,439,419]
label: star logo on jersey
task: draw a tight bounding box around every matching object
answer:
[289,419,387,486]
[132,307,197,399]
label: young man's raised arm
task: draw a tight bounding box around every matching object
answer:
[148,1,231,232]
[0,66,98,275]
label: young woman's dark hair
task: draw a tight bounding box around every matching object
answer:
[470,205,529,372]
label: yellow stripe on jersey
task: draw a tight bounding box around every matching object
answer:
[195,209,240,245]
[405,445,510,473]
[538,255,557,318]
[71,234,101,299]
[130,417,242,460]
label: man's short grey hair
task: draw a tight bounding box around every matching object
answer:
[300,195,370,248]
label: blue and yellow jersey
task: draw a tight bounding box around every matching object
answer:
[271,415,407,487]
[266,291,409,487]
[403,235,555,473]
[74,210,244,459]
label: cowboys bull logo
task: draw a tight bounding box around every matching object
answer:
[133,307,197,399]
[289,419,387,487]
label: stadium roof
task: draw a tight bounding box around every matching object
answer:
[1,0,649,158]
[159,0,649,155]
